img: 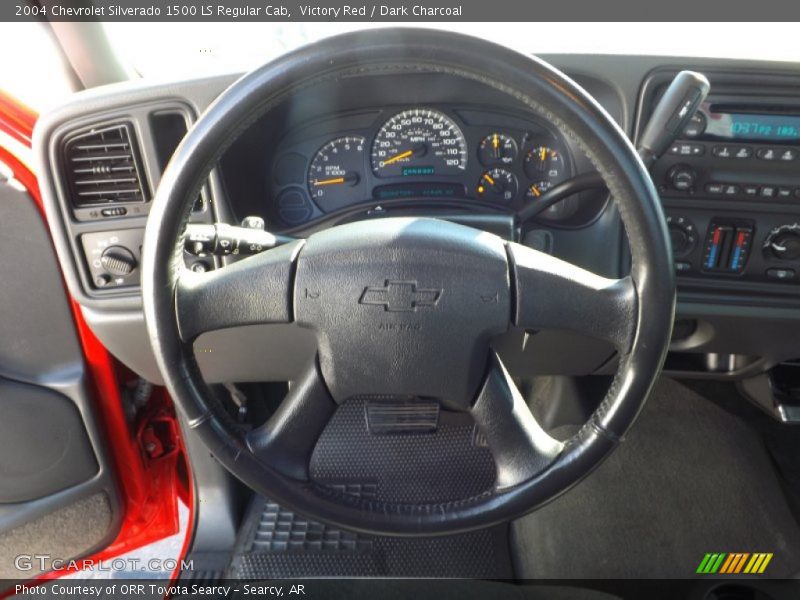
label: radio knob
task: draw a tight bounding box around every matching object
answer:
[764,224,800,260]
[668,164,696,191]
[100,246,137,276]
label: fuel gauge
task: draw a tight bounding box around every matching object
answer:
[477,169,518,203]
[478,133,518,166]
[524,145,566,184]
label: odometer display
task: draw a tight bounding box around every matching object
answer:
[371,109,467,177]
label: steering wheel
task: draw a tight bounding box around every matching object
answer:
[142,28,675,536]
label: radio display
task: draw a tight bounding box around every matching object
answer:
[705,110,800,142]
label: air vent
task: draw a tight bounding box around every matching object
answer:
[63,123,148,208]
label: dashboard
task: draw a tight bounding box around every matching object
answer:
[31,54,800,391]
[217,70,610,235]
[264,105,578,228]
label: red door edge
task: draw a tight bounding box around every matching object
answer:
[0,90,193,588]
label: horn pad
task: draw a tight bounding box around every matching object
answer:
[294,218,511,409]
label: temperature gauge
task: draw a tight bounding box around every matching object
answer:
[478,133,518,166]
[477,169,518,203]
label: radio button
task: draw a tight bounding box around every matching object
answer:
[743,185,759,197]
[705,183,724,195]
[760,186,777,198]
[712,145,734,159]
[778,187,793,199]
[757,147,778,161]
[779,148,798,161]
[669,143,705,156]
[734,147,753,159]
[668,164,696,191]
[723,184,739,196]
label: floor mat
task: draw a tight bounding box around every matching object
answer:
[228,495,512,579]
[228,398,511,578]
[511,377,800,578]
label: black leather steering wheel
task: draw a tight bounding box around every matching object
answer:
[142,28,675,536]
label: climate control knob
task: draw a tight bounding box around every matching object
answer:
[100,246,137,276]
[667,164,696,191]
[666,215,697,256]
[764,224,800,260]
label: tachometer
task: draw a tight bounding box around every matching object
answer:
[307,136,366,212]
[371,109,467,177]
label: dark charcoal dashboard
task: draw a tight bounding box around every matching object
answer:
[241,104,595,230]
[219,71,607,235]
[32,54,800,405]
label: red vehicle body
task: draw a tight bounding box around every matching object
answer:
[0,89,191,585]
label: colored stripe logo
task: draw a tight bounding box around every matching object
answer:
[696,553,773,574]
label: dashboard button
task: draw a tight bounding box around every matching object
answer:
[705,183,724,195]
[675,261,692,273]
[734,146,753,159]
[757,147,778,160]
[723,184,739,196]
[778,187,793,199]
[780,148,798,161]
[761,186,777,198]
[712,145,734,158]
[669,143,704,156]
[766,268,796,281]
[743,185,759,197]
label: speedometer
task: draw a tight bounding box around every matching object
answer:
[371,109,467,177]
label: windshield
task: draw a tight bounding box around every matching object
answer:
[103,22,800,80]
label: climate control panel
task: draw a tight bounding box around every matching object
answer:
[665,210,800,286]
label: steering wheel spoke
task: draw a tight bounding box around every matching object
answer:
[245,359,336,481]
[174,240,303,342]
[507,241,637,353]
[471,354,563,490]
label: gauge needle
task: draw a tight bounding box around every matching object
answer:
[382,149,414,166]
[482,173,496,186]
[529,185,541,197]
[313,173,358,187]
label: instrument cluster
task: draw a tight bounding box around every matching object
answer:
[268,106,582,230]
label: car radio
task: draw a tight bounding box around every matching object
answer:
[652,101,800,203]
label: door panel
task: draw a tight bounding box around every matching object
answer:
[0,176,120,580]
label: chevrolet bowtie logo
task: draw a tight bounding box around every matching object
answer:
[359,280,442,312]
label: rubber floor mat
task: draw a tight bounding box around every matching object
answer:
[227,495,512,578]
[228,398,511,578]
